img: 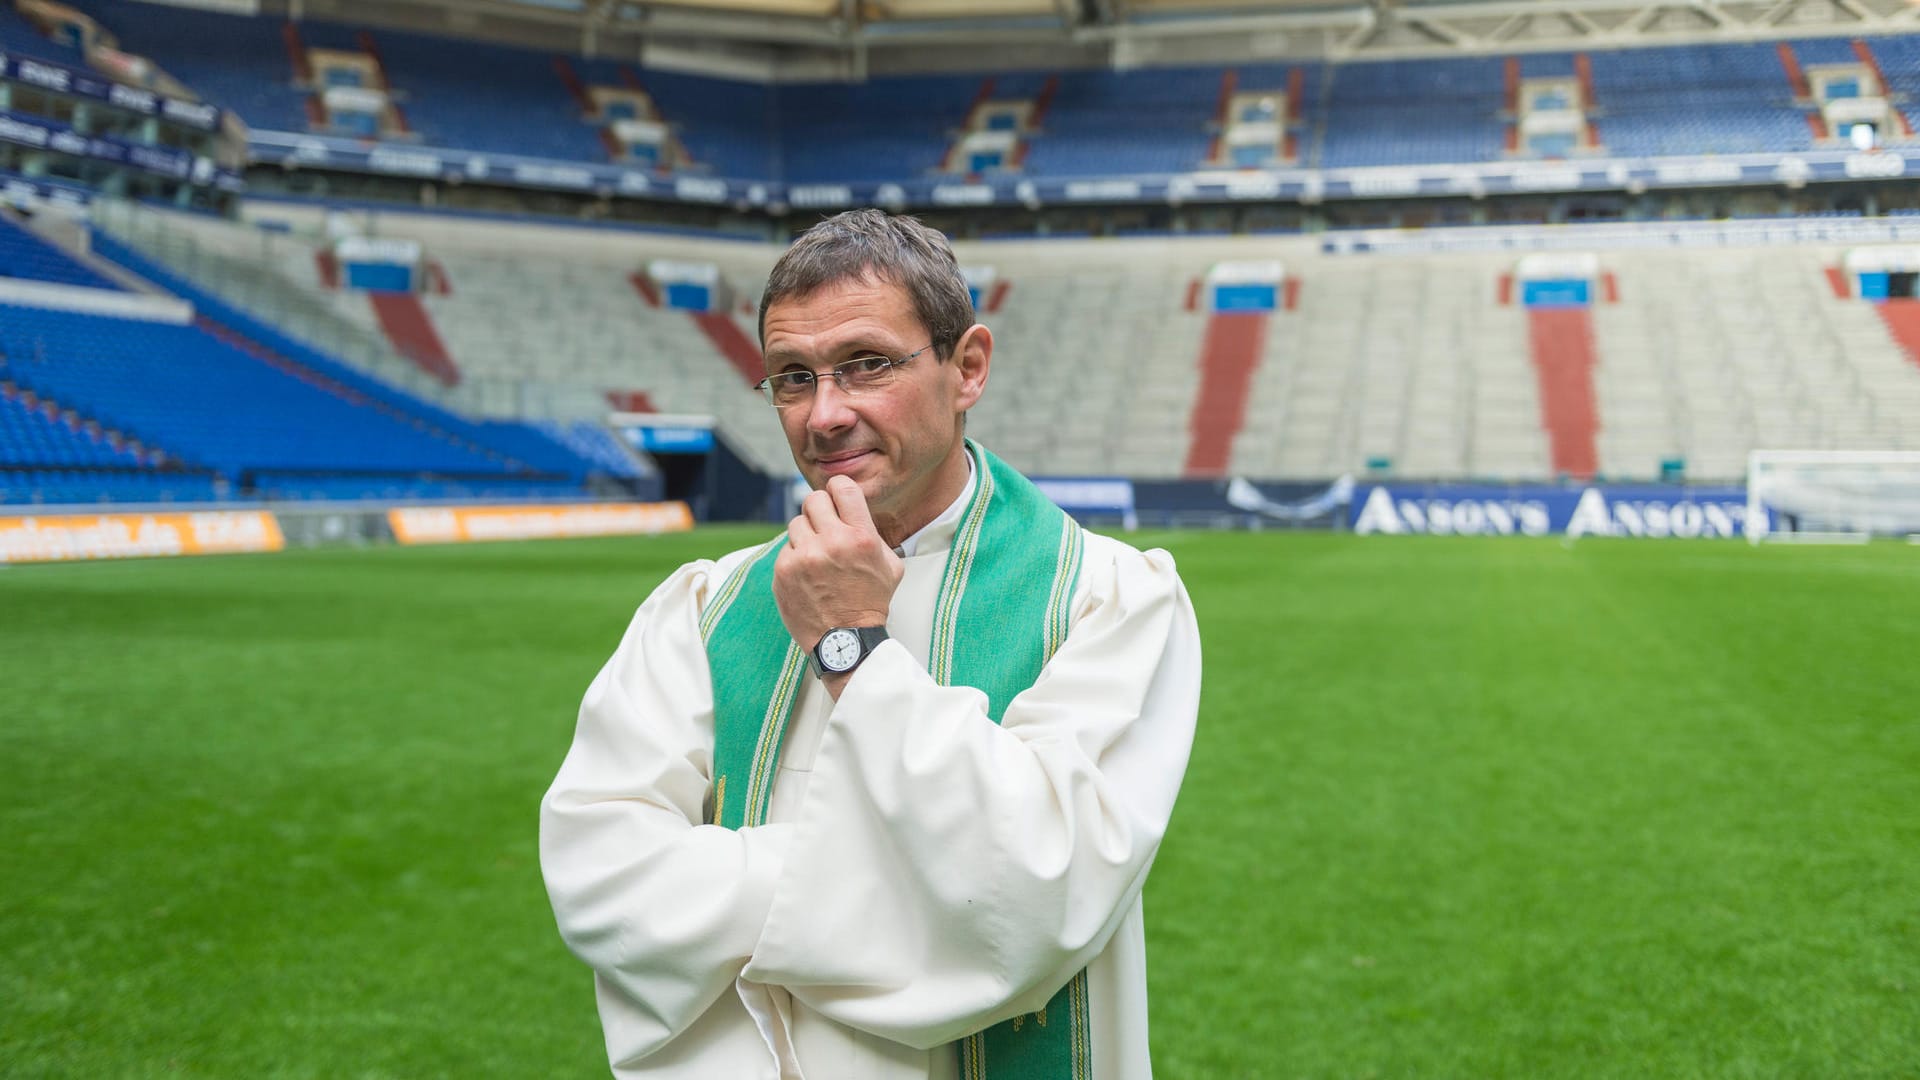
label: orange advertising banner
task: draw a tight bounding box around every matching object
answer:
[388,501,695,545]
[0,511,286,564]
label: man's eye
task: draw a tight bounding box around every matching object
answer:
[844,356,891,376]
[776,371,814,387]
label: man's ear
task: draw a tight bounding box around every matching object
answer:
[951,323,992,413]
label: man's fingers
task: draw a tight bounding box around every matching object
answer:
[801,489,840,533]
[786,509,816,549]
[825,475,877,534]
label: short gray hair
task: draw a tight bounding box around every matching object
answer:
[758,209,975,360]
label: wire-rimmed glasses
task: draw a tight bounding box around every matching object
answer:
[756,345,933,408]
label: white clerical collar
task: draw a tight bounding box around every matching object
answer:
[894,451,976,559]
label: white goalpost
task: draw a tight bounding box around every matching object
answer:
[1746,450,1920,545]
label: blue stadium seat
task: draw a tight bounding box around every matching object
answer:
[1024,67,1219,176]
[541,421,647,479]
[618,65,780,178]
[1791,37,1863,65]
[361,27,609,162]
[0,217,121,291]
[776,75,979,182]
[0,388,144,469]
[0,303,516,478]
[87,232,609,486]
[0,467,229,506]
[77,0,310,133]
[1586,42,1809,156]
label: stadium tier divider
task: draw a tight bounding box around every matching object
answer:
[0,216,123,292]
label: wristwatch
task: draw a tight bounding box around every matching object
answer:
[810,625,890,677]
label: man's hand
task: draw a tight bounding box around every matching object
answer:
[774,475,905,666]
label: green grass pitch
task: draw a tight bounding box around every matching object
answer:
[3,530,1916,1077]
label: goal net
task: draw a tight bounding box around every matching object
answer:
[1746,450,1920,543]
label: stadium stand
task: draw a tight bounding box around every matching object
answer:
[1321,57,1508,168]
[421,248,792,473]
[1588,43,1807,156]
[69,0,310,132]
[13,0,1920,506]
[1592,249,1920,478]
[0,303,523,478]
[1230,256,1545,480]
[303,22,609,161]
[88,225,631,486]
[89,205,792,475]
[62,0,1920,179]
[1023,68,1221,177]
[0,383,145,469]
[0,207,663,505]
[588,63,781,178]
[965,258,1209,478]
[0,467,228,506]
[774,75,980,183]
[69,200,1920,490]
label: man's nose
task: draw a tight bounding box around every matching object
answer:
[805,376,857,434]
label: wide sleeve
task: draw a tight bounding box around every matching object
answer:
[739,542,1201,1049]
[539,561,795,1062]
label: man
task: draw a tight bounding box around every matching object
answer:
[540,209,1201,1078]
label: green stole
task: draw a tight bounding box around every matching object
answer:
[700,440,1091,1080]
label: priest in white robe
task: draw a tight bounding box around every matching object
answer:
[540,209,1202,1079]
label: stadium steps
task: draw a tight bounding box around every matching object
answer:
[1526,308,1600,480]
[0,379,167,467]
[1870,299,1920,372]
[1184,312,1268,478]
[553,55,596,118]
[367,292,462,387]
[1850,40,1915,137]
[315,248,341,289]
[282,20,325,129]
[607,390,658,413]
[629,272,661,307]
[690,312,765,386]
[356,31,411,136]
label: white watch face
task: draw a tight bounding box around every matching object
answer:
[819,629,862,672]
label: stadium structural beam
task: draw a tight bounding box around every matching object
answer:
[1400,11,1472,46]
[1077,6,1372,44]
[1324,0,1912,59]
[1830,0,1877,22]
[306,0,1920,61]
[580,0,620,57]
[383,0,601,32]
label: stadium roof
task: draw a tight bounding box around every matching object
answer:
[287,0,1920,73]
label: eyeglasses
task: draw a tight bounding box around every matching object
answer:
[756,344,933,408]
